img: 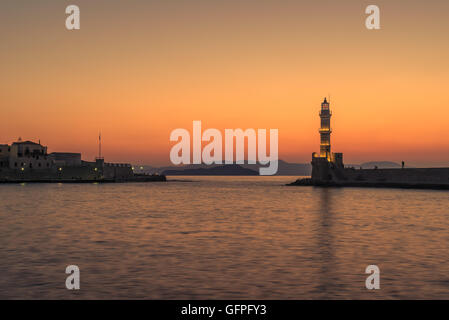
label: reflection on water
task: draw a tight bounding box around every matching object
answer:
[1,176,449,299]
[317,188,335,298]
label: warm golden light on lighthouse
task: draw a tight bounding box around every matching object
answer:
[319,97,332,160]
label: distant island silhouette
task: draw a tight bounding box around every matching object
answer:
[136,160,402,176]
[162,164,258,176]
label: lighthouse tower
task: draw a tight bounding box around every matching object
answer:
[311,97,343,181]
[319,97,332,160]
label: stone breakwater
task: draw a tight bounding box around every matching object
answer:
[288,167,449,190]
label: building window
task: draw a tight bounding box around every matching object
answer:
[38,163,42,167]
[14,162,17,167]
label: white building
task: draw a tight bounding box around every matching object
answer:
[1,140,52,170]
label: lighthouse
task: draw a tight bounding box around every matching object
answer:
[311,97,343,181]
[319,97,332,160]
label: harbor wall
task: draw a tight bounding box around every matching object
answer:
[103,163,134,181]
[342,167,449,184]
[309,159,449,188]
[0,162,134,182]
[0,166,102,181]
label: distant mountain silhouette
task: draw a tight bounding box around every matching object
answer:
[135,160,312,176]
[133,164,215,174]
[135,160,402,176]
[240,160,311,176]
[360,161,401,169]
[162,164,258,176]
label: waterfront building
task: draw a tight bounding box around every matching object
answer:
[2,140,52,170]
[0,138,134,182]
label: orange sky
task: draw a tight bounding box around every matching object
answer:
[1,0,449,166]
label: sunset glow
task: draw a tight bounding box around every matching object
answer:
[1,0,449,166]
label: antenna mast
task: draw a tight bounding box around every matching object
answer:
[99,132,102,159]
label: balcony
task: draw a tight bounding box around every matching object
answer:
[319,111,332,117]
